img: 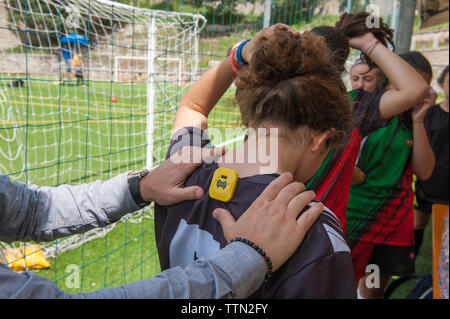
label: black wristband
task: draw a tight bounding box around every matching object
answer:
[127,169,152,208]
[230,237,273,281]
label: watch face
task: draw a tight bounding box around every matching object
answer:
[128,169,149,179]
[138,169,149,179]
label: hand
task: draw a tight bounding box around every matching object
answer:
[412,88,436,123]
[140,146,226,206]
[241,24,300,64]
[352,167,366,185]
[348,32,377,52]
[212,172,323,272]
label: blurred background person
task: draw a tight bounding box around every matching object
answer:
[414,65,449,257]
[346,51,436,299]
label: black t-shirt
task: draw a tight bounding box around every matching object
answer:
[415,104,449,203]
[352,88,390,138]
[154,127,356,298]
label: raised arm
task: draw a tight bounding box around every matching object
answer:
[411,90,436,180]
[172,24,300,135]
[349,32,428,119]
[172,57,236,135]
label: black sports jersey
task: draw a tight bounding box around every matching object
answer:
[415,104,449,203]
[154,127,356,298]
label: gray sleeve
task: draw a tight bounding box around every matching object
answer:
[0,173,140,243]
[0,242,266,299]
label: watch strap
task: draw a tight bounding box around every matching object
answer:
[128,169,151,208]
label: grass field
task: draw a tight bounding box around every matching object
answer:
[0,75,244,293]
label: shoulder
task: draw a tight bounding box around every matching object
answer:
[318,205,350,254]
[291,201,350,261]
[166,126,212,160]
[428,103,448,117]
[353,88,387,107]
[423,104,447,127]
[258,203,355,298]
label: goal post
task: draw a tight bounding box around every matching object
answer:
[114,56,183,86]
[146,16,156,171]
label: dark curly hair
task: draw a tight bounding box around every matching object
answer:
[311,12,394,74]
[335,11,395,68]
[234,25,352,148]
[310,26,350,74]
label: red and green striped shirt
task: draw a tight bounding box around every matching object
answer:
[346,116,414,246]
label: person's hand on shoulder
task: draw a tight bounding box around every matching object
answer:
[140,146,226,206]
[213,172,323,272]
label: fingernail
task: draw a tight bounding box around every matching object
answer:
[195,189,203,199]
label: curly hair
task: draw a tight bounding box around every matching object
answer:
[335,11,395,68]
[234,25,352,148]
[310,26,350,74]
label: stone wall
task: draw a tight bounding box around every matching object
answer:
[420,47,449,93]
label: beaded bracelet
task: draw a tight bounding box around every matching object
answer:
[230,237,273,281]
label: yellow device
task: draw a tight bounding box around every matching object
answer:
[209,167,239,203]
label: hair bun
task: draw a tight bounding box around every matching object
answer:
[246,27,335,85]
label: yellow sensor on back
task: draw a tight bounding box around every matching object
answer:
[209,167,239,203]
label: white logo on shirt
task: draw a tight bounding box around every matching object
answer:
[169,219,220,268]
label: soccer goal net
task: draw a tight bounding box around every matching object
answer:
[0,0,211,285]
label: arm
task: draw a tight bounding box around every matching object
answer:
[0,173,139,243]
[349,33,428,119]
[172,24,301,135]
[352,166,366,185]
[0,242,266,299]
[1,173,322,299]
[172,57,236,134]
[0,147,226,243]
[411,92,436,180]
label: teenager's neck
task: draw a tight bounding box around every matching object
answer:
[217,129,307,182]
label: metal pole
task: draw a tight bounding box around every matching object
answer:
[146,17,156,169]
[263,0,272,28]
[395,0,417,54]
[392,0,400,42]
[347,0,353,13]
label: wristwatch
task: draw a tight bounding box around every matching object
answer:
[127,169,152,208]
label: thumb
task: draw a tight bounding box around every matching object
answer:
[213,208,236,242]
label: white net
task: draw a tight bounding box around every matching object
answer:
[0,0,206,265]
